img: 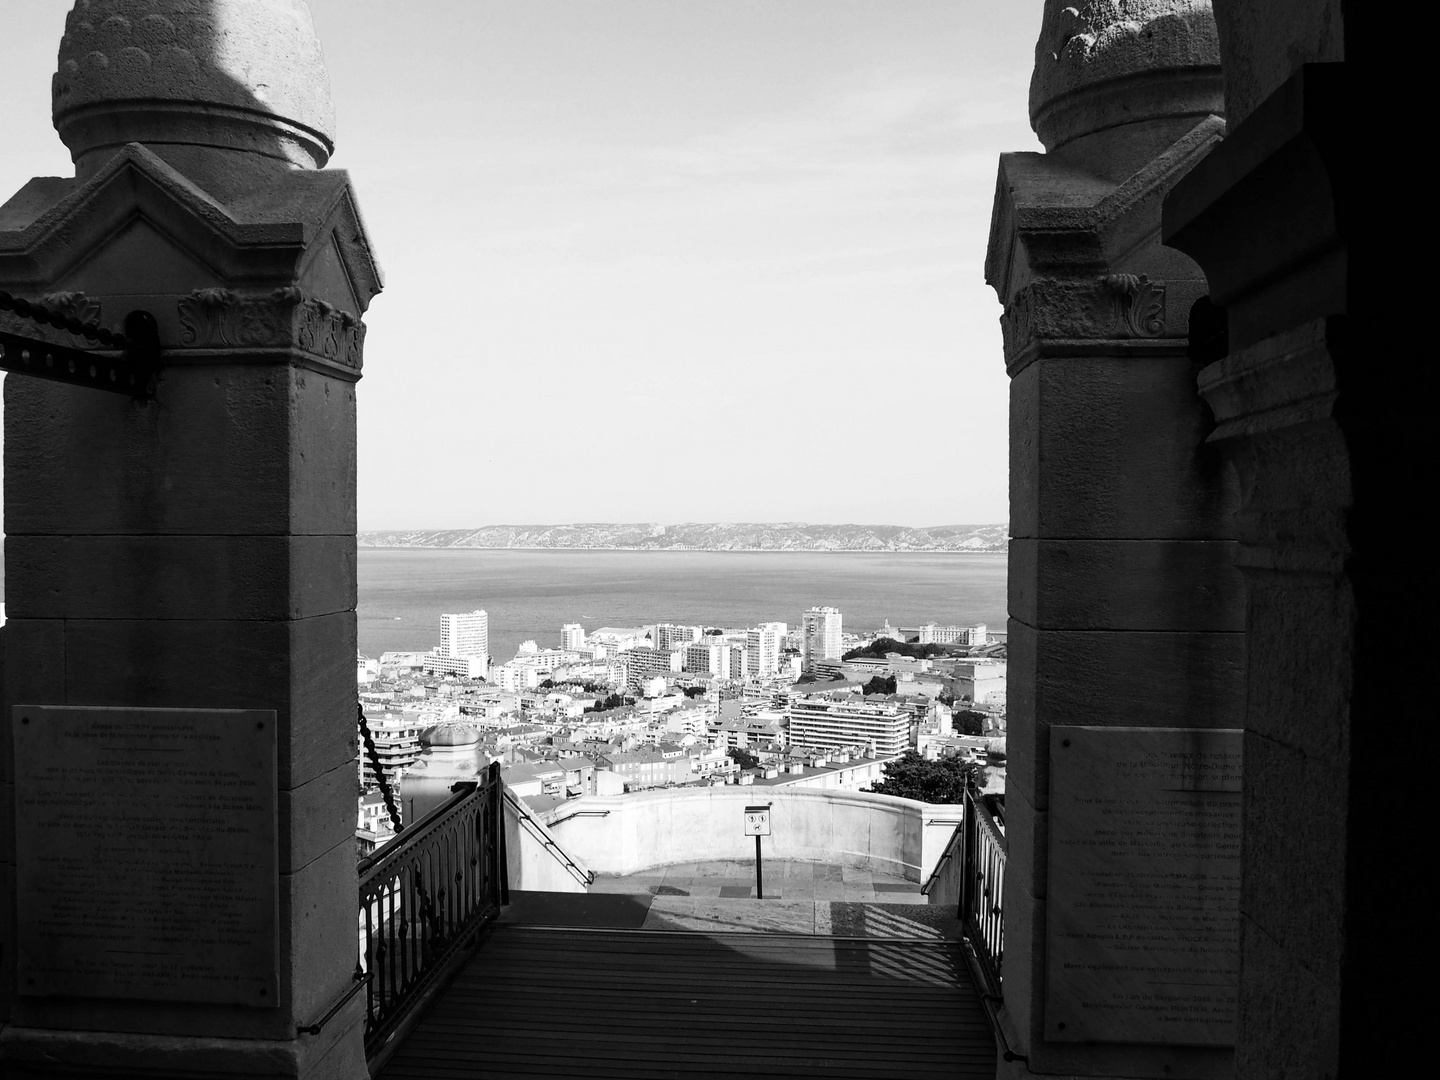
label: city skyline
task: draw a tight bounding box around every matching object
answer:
[0,1,1043,530]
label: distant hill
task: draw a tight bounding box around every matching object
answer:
[357,523,1009,553]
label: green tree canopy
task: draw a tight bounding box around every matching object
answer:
[864,751,983,803]
[842,637,952,662]
[730,746,761,770]
[952,709,987,736]
[862,675,898,696]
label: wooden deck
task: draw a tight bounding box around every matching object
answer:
[377,926,996,1079]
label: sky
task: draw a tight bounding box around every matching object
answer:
[0,0,1044,530]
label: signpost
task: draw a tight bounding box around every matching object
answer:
[744,804,771,899]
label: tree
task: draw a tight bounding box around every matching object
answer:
[862,675,897,696]
[583,692,632,713]
[864,751,983,803]
[682,685,708,699]
[730,746,761,770]
[842,637,954,662]
[952,709,987,736]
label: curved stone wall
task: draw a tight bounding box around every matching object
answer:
[543,786,963,884]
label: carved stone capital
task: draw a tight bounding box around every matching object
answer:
[1000,273,1199,372]
[1196,317,1352,573]
[176,288,364,376]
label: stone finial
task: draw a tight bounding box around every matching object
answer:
[52,0,337,175]
[1030,1,1222,154]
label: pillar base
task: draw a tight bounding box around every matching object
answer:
[0,1003,366,1080]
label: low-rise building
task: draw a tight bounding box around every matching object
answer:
[594,747,695,790]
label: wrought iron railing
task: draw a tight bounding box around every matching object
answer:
[960,784,1006,995]
[357,762,507,1062]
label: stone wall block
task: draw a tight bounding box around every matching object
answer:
[1009,363,1041,539]
[1234,910,1341,1080]
[1036,627,1246,728]
[1002,784,1048,900]
[0,777,12,878]
[1007,622,1245,813]
[4,535,355,622]
[281,759,359,876]
[1243,571,1353,761]
[1011,538,1244,631]
[58,616,354,789]
[287,613,360,791]
[1014,355,1236,539]
[998,874,1042,1055]
[283,837,362,1028]
[62,618,290,711]
[0,858,13,1024]
[1003,618,1039,802]
[4,368,293,536]
[288,369,358,536]
[1240,732,1347,980]
[1,621,67,792]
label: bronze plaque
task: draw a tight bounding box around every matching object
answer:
[13,706,279,1006]
[1045,726,1241,1045]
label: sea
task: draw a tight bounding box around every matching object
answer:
[358,549,1008,662]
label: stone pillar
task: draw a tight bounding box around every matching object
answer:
[986,4,1244,1077]
[0,3,380,1077]
[1164,7,1424,1075]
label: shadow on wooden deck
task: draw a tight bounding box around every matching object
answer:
[375,892,997,1079]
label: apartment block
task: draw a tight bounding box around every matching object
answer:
[788,694,909,757]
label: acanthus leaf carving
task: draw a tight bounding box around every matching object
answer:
[1103,273,1167,337]
[39,291,104,349]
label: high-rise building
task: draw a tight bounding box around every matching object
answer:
[788,694,908,757]
[561,623,586,651]
[800,606,842,673]
[439,610,488,659]
[746,625,781,677]
[426,610,489,679]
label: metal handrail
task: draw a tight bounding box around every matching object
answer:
[358,762,507,1061]
[919,819,966,896]
[503,788,595,886]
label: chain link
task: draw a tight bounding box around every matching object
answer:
[358,702,405,833]
[0,289,129,347]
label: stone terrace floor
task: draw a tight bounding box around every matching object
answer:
[580,858,962,938]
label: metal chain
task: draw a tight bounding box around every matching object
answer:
[0,289,129,348]
[358,703,405,833]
